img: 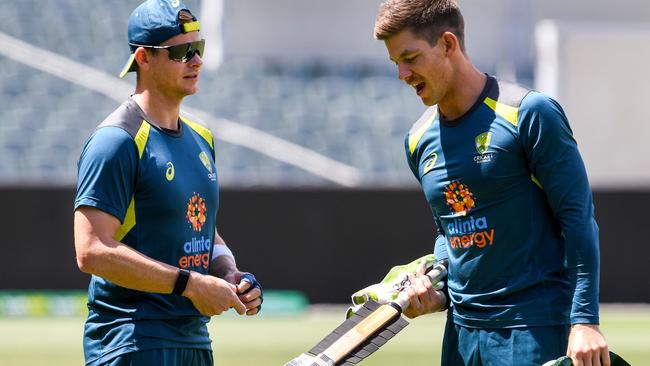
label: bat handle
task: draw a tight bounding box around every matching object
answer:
[427,259,448,284]
[393,260,448,311]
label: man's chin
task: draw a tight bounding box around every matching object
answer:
[183,87,198,96]
[420,96,436,106]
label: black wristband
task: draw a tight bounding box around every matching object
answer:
[172,269,191,295]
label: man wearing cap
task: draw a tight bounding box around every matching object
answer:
[73,1,263,365]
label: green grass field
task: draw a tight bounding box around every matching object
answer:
[1,305,648,365]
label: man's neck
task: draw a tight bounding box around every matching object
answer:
[131,90,183,131]
[437,63,487,121]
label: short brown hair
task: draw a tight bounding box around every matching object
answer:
[374,0,465,50]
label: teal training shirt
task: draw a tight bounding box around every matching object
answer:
[406,76,600,328]
[74,98,219,365]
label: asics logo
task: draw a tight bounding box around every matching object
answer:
[423,152,438,175]
[166,162,175,181]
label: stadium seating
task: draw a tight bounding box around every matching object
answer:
[0,0,425,187]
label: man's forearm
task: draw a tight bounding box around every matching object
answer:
[564,222,601,324]
[79,238,180,294]
[209,253,238,279]
[209,233,238,279]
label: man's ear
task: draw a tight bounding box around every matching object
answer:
[441,31,459,55]
[133,47,151,72]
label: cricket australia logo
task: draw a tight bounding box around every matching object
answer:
[186,193,207,232]
[474,131,494,164]
[198,151,217,181]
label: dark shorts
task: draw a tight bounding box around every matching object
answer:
[99,348,213,366]
[442,314,570,366]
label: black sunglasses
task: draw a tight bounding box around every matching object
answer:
[130,39,205,62]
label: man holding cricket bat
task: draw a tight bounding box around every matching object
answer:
[73,1,262,365]
[374,0,608,365]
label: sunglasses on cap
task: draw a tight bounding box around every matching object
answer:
[130,39,205,62]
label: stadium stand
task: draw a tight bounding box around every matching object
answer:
[0,0,426,187]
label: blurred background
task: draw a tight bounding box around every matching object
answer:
[0,0,648,365]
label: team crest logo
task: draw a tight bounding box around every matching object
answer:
[475,132,492,155]
[423,152,438,175]
[198,151,212,173]
[171,0,180,7]
[443,180,476,216]
[186,193,207,232]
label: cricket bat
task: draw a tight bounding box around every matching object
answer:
[284,260,448,366]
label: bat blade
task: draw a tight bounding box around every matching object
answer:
[283,353,334,366]
[283,301,409,366]
[284,260,449,366]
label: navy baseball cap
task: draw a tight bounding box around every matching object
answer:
[119,0,201,78]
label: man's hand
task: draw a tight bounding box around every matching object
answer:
[183,272,246,316]
[237,276,263,316]
[402,263,447,319]
[567,324,610,366]
[224,271,263,316]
